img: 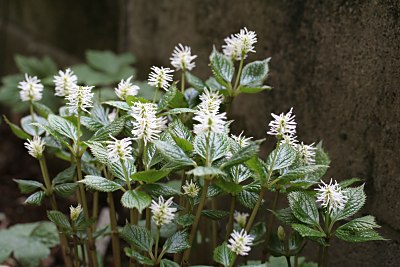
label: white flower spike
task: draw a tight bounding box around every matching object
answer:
[53,68,78,97]
[223,27,257,61]
[24,136,45,159]
[70,204,83,221]
[182,179,200,198]
[267,107,297,139]
[227,229,254,256]
[150,196,177,226]
[234,211,249,228]
[130,102,167,145]
[297,142,316,165]
[315,178,348,213]
[18,74,44,102]
[232,131,253,148]
[148,66,174,91]
[106,136,133,162]
[170,44,197,71]
[115,76,140,100]
[66,85,94,114]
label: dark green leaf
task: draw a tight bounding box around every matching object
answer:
[331,185,366,221]
[47,211,71,229]
[48,114,78,141]
[120,190,151,213]
[131,170,170,183]
[154,140,196,167]
[239,85,272,94]
[53,183,78,198]
[186,167,226,177]
[268,144,297,171]
[214,179,243,194]
[163,231,191,253]
[33,102,53,118]
[124,247,154,265]
[3,115,31,139]
[160,259,180,267]
[202,210,230,220]
[238,190,259,209]
[120,224,153,252]
[288,191,319,225]
[79,175,122,192]
[90,116,126,141]
[25,191,45,205]
[240,58,270,86]
[176,214,195,228]
[210,48,234,86]
[291,224,325,238]
[53,166,76,185]
[339,178,363,188]
[13,179,43,194]
[186,72,207,91]
[335,229,385,243]
[221,143,260,169]
[213,242,234,267]
[194,132,230,163]
[142,183,181,197]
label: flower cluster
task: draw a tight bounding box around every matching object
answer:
[234,211,249,228]
[18,74,44,102]
[24,136,45,159]
[223,27,257,60]
[227,229,254,256]
[315,178,348,213]
[148,66,174,91]
[150,196,177,226]
[193,89,227,134]
[182,179,200,198]
[106,136,133,162]
[66,85,94,114]
[53,68,78,97]
[130,102,167,144]
[70,204,83,221]
[267,107,297,146]
[297,142,316,165]
[170,44,197,71]
[232,131,253,148]
[115,76,140,100]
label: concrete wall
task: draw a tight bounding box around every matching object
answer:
[1,0,399,266]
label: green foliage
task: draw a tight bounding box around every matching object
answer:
[121,224,153,252]
[288,191,319,226]
[79,175,123,192]
[121,190,152,213]
[213,242,234,267]
[162,231,191,253]
[210,48,234,87]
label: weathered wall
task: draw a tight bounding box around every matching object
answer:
[1,0,399,266]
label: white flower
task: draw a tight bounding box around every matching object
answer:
[53,68,78,97]
[315,179,348,213]
[24,136,45,158]
[227,229,254,256]
[108,108,118,122]
[170,43,197,71]
[148,66,174,91]
[130,102,167,145]
[106,136,133,162]
[267,107,297,139]
[150,196,177,226]
[18,74,43,102]
[115,76,140,100]
[234,211,249,228]
[280,134,298,148]
[182,180,200,198]
[66,85,94,114]
[297,142,316,165]
[193,89,226,135]
[232,131,253,148]
[70,204,82,221]
[222,27,257,61]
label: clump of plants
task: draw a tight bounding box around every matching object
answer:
[2,27,385,267]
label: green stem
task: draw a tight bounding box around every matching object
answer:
[294,255,299,267]
[232,56,245,94]
[225,195,236,240]
[92,191,99,230]
[322,241,329,267]
[108,191,121,267]
[245,186,266,232]
[286,256,292,267]
[73,236,80,267]
[154,226,161,260]
[146,207,151,230]
[265,190,280,248]
[153,87,159,103]
[229,255,237,267]
[211,198,218,250]
[29,102,38,135]
[81,242,87,267]
[181,70,186,93]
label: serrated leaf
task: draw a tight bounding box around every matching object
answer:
[154,140,195,167]
[335,228,385,243]
[3,115,31,139]
[124,247,154,265]
[288,191,319,225]
[168,119,193,141]
[33,102,53,118]
[339,178,363,188]
[86,142,109,165]
[13,179,43,194]
[20,115,46,136]
[90,116,126,141]
[107,159,136,181]
[331,185,366,221]
[315,142,330,166]
[31,122,71,149]
[176,214,195,227]
[48,114,78,141]
[103,100,131,111]
[160,259,180,267]
[142,183,181,197]
[337,215,380,232]
[272,208,301,225]
[186,166,226,177]
[194,132,230,163]
[240,58,270,86]
[221,143,259,169]
[238,189,259,209]
[47,211,71,229]
[120,224,153,252]
[52,166,76,185]
[246,156,267,181]
[185,72,207,91]
[25,191,45,205]
[239,85,272,94]
[279,165,329,181]
[291,224,325,238]
[214,179,243,194]
[268,144,297,171]
[213,242,234,267]
[201,210,230,220]
[163,230,191,253]
[210,48,234,86]
[131,170,170,183]
[161,108,195,116]
[53,183,78,198]
[121,190,151,213]
[79,175,122,192]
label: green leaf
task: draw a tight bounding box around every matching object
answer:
[86,50,134,74]
[213,242,234,267]
[214,179,243,194]
[168,119,193,141]
[31,122,71,149]
[160,259,180,267]
[240,58,270,86]
[291,224,325,238]
[107,158,136,181]
[48,114,78,141]
[221,143,260,169]
[335,228,385,243]
[103,100,130,111]
[120,224,153,252]
[331,185,366,221]
[337,215,380,232]
[279,165,329,181]
[238,189,259,209]
[131,170,170,183]
[13,179,43,194]
[141,183,181,197]
[176,214,195,228]
[53,183,79,198]
[239,85,272,94]
[210,48,234,87]
[194,132,230,163]
[185,72,207,91]
[25,191,45,205]
[246,156,267,181]
[315,142,330,166]
[89,116,126,141]
[186,167,226,177]
[154,140,196,167]
[163,230,191,253]
[288,191,319,226]
[3,115,31,139]
[272,208,301,225]
[79,175,122,192]
[161,108,195,116]
[86,142,109,165]
[15,55,57,77]
[339,178,363,188]
[33,102,53,118]
[124,247,154,265]
[20,114,46,136]
[47,211,71,229]
[53,166,76,185]
[202,210,230,220]
[268,144,297,171]
[121,190,151,213]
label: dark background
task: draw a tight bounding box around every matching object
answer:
[0,0,399,266]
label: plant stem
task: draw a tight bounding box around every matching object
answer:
[264,190,280,248]
[154,226,161,260]
[294,255,299,267]
[322,241,329,267]
[29,102,38,135]
[211,198,218,250]
[181,179,211,264]
[73,236,80,267]
[81,242,87,267]
[286,256,292,267]
[225,195,236,240]
[153,87,159,103]
[229,255,237,267]
[181,71,186,93]
[146,207,151,230]
[245,186,266,232]
[92,191,99,231]
[233,57,244,94]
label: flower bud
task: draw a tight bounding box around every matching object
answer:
[277,225,286,241]
[70,204,82,221]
